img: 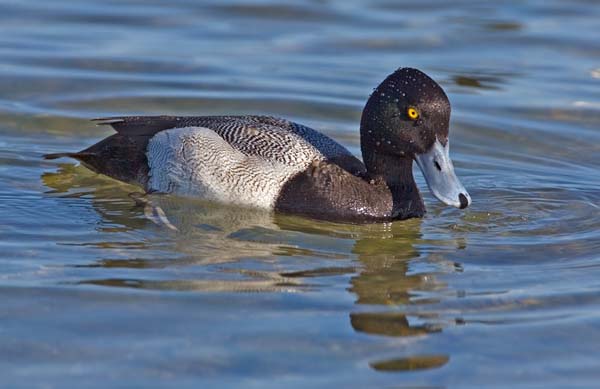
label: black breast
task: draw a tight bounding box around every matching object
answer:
[275,161,394,222]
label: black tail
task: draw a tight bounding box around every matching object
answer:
[43,131,149,187]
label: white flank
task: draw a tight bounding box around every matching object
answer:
[146,127,318,209]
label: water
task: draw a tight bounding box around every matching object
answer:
[1,0,599,387]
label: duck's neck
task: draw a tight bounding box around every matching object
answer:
[363,153,425,219]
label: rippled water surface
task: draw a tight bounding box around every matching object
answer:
[1,0,600,387]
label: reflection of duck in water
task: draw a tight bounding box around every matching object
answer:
[277,215,458,373]
[44,68,470,222]
[348,223,459,372]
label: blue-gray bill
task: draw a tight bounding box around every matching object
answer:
[415,138,471,209]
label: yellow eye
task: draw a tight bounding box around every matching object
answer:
[407,107,419,120]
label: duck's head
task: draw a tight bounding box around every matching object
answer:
[360,67,471,210]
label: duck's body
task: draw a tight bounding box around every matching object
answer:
[45,68,471,222]
[49,115,409,221]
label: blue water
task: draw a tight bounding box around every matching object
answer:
[1,0,600,387]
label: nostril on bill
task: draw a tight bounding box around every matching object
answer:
[458,193,469,209]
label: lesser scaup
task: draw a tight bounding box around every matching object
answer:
[45,68,471,222]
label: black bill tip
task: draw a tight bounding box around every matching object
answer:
[458,193,469,209]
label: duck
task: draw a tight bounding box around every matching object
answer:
[44,67,471,222]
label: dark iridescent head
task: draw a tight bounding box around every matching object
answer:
[360,68,471,209]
